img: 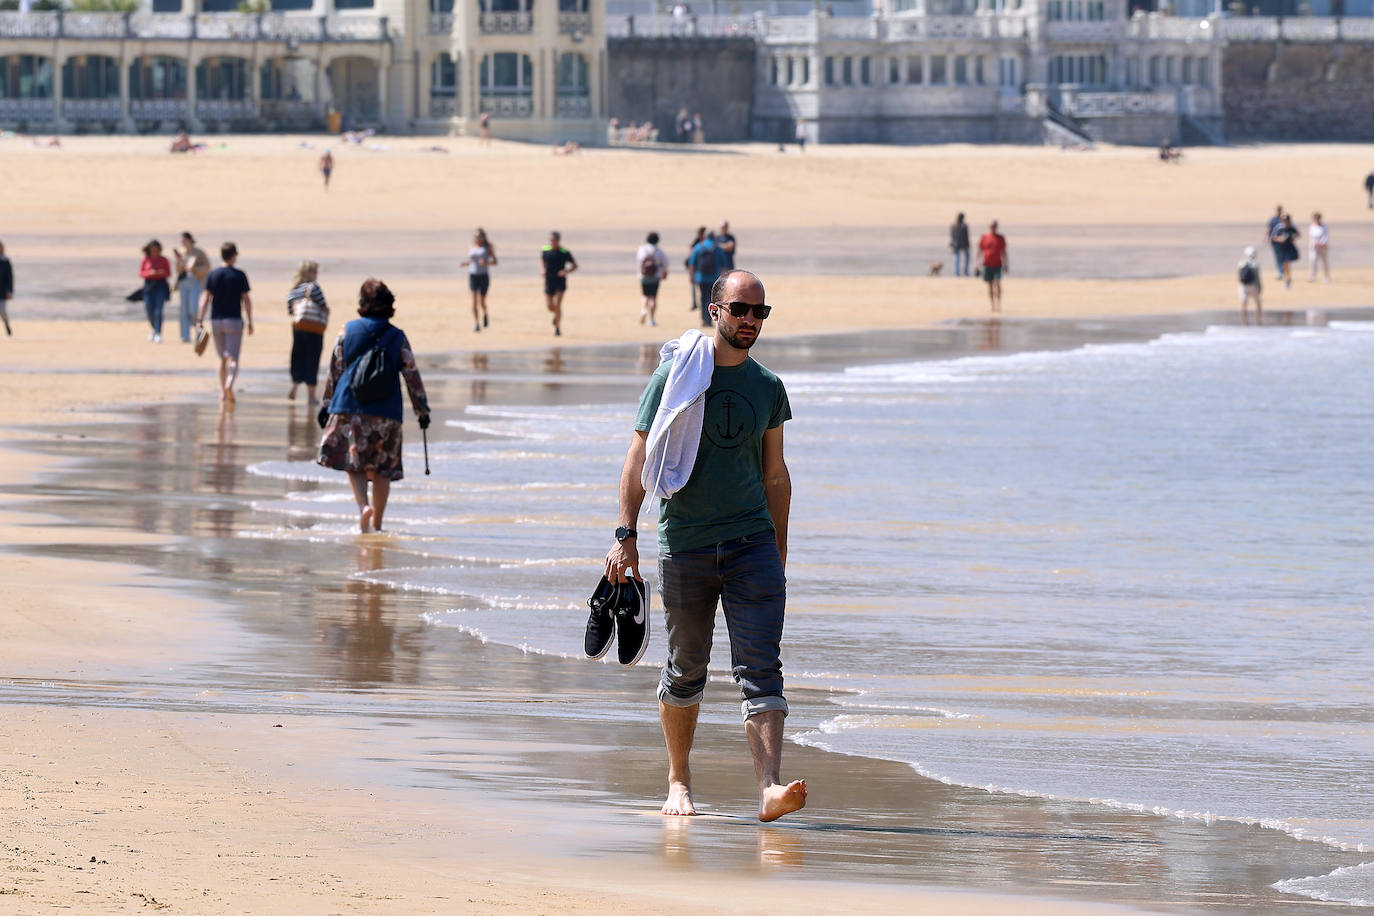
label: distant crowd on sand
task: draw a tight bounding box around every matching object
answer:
[607,108,706,147]
[1234,203,1336,326]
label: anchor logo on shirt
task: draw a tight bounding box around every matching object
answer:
[704,389,757,450]
[716,394,745,441]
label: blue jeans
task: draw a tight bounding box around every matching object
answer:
[1271,242,1286,278]
[953,248,970,276]
[657,528,788,720]
[178,275,202,342]
[143,282,168,335]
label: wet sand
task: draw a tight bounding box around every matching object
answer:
[6,315,1373,912]
[4,135,1373,911]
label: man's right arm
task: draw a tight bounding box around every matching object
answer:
[604,430,648,583]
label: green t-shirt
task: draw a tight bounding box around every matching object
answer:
[635,357,792,553]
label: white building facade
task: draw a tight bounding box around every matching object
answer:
[755,0,1228,145]
[0,0,606,139]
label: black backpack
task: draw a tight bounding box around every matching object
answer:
[695,245,715,276]
[349,325,399,403]
[1238,263,1258,285]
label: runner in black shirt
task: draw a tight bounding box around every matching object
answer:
[540,231,577,337]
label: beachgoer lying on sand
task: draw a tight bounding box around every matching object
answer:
[553,141,582,156]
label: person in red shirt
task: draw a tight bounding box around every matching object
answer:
[138,239,173,343]
[975,220,1009,313]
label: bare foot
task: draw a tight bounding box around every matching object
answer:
[759,779,807,822]
[661,782,696,816]
[359,507,374,533]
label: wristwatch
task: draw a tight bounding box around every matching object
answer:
[615,526,637,543]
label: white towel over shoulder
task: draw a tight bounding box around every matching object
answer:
[642,329,714,500]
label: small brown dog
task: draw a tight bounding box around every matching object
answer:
[928,261,944,276]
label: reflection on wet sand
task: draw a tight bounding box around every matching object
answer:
[312,541,425,685]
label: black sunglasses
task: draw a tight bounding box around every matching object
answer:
[715,301,772,320]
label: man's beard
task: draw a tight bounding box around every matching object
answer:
[719,324,757,350]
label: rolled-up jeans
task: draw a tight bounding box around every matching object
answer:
[178,275,203,342]
[657,528,788,720]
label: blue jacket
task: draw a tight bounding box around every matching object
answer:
[329,317,408,421]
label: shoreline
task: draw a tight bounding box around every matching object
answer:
[4,306,1370,911]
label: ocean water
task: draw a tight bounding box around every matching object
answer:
[247,320,1374,906]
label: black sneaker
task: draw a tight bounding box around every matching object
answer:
[584,575,617,660]
[615,577,651,667]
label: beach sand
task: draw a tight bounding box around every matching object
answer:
[3,135,1372,912]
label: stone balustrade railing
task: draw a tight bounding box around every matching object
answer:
[0,10,388,42]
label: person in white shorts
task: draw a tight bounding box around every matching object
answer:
[1307,212,1331,283]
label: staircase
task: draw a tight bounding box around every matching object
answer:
[1180,113,1225,147]
[1043,104,1095,148]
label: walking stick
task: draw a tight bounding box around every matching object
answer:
[422,427,431,475]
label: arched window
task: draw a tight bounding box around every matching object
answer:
[556,52,589,118]
[480,53,533,117]
[129,56,187,100]
[432,53,457,95]
[196,57,250,101]
[0,55,53,98]
[63,55,118,99]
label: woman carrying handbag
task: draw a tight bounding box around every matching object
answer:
[287,259,330,405]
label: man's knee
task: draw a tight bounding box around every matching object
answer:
[657,678,705,708]
[741,694,788,721]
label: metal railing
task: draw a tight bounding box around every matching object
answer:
[196,98,255,119]
[0,97,55,119]
[479,11,533,33]
[129,98,188,120]
[479,91,533,117]
[429,94,457,117]
[429,11,453,34]
[558,11,592,35]
[555,92,590,117]
[63,97,120,119]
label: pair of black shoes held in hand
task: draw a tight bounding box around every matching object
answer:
[585,576,651,667]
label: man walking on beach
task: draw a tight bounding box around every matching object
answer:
[687,232,722,327]
[636,232,669,327]
[541,231,577,337]
[604,268,806,823]
[1364,171,1373,209]
[975,220,1008,313]
[1265,205,1286,281]
[197,242,253,404]
[0,240,12,336]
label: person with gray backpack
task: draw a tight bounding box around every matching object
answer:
[316,278,431,534]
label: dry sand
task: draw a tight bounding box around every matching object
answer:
[3,134,1372,912]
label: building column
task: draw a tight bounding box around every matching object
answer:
[52,50,70,131]
[119,50,134,131]
[376,49,389,126]
[186,51,201,131]
[250,47,263,122]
